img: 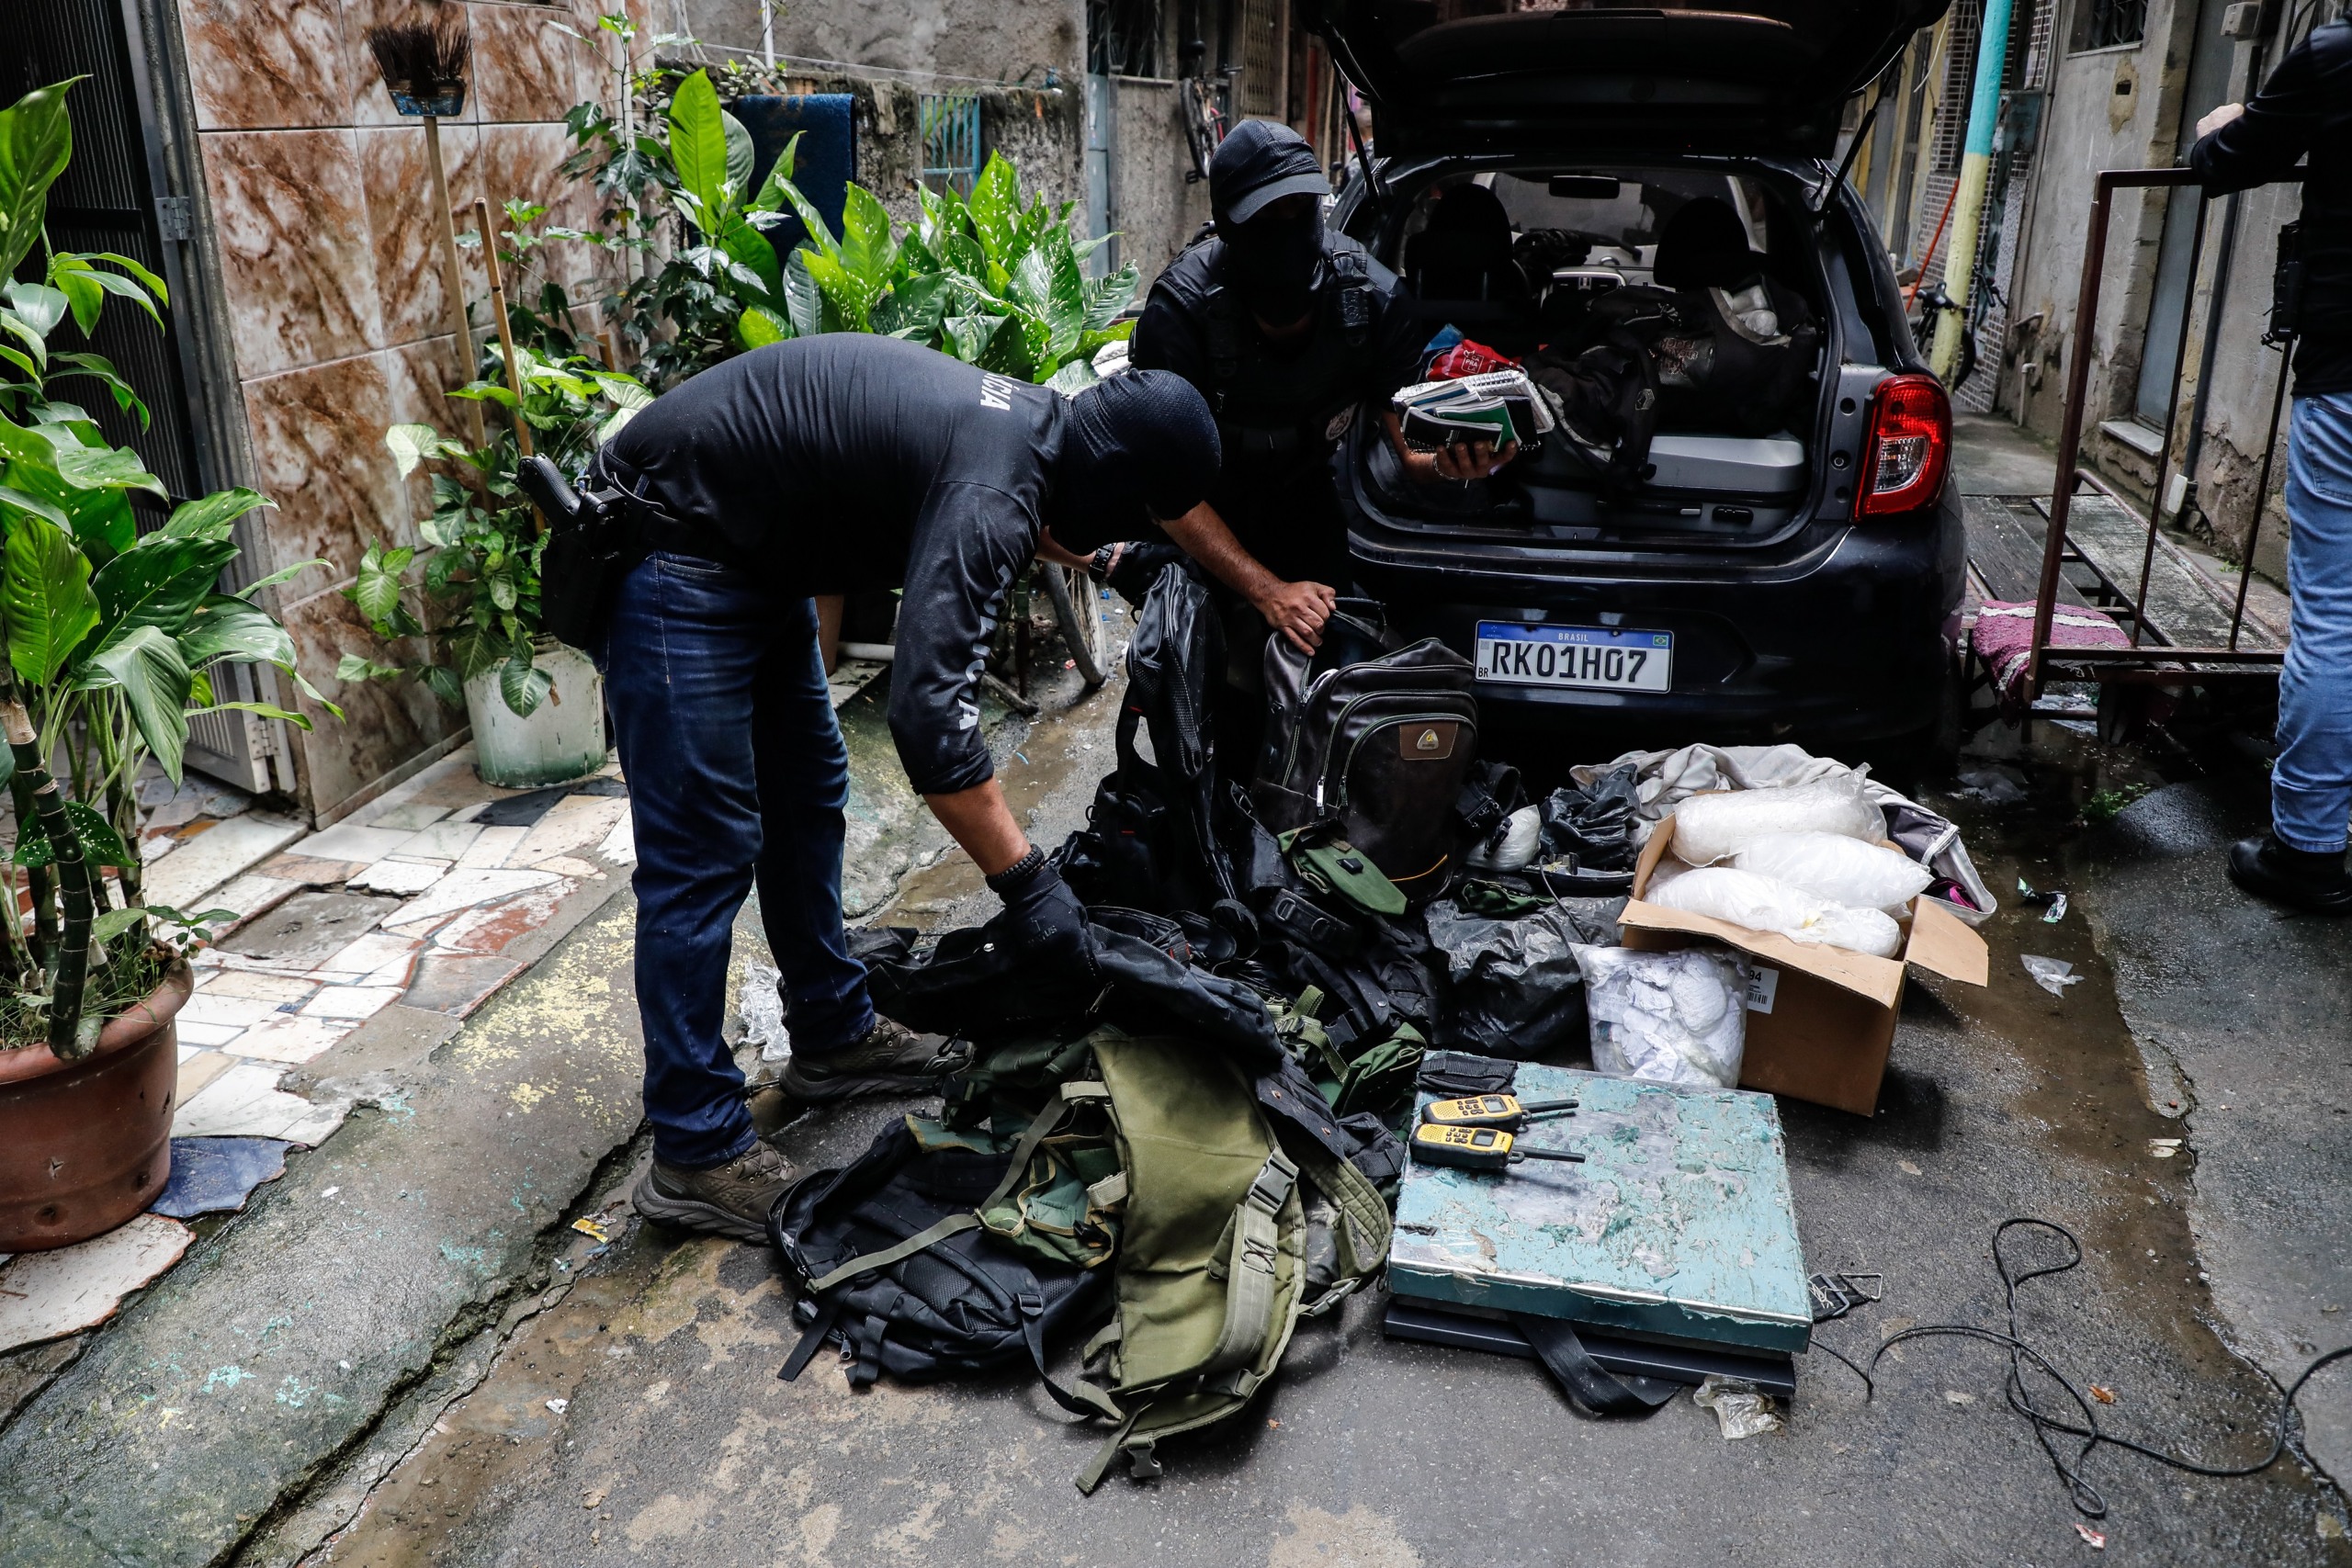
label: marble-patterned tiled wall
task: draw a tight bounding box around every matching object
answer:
[179,0,639,821]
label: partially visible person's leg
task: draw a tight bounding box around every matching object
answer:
[2232,392,2352,913]
[746,594,871,1049]
[601,553,794,1235]
[2273,392,2352,850]
[753,601,956,1101]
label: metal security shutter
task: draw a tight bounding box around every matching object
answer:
[0,2,289,792]
[1,1,200,502]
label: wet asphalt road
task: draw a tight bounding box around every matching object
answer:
[286,652,2350,1568]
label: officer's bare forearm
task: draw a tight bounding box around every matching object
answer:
[924,782,1029,877]
[1161,502,1286,605]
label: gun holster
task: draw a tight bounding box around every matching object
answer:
[2268,220,2306,348]
[519,456,635,649]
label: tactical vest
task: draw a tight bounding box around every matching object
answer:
[1196,234,1382,467]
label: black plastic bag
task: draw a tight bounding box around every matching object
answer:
[1424,897,1623,1060]
[1539,764,1642,872]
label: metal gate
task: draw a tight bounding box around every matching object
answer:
[2024,165,2297,714]
[1,0,290,792]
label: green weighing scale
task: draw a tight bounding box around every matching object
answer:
[1384,1064,1811,1396]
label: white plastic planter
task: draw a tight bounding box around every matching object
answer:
[464,637,606,789]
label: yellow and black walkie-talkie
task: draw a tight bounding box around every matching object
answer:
[1410,1122,1587,1172]
[1419,1093,1580,1131]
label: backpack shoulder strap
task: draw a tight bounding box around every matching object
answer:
[1204,284,1244,396]
[801,1083,1108,1294]
[1329,243,1374,360]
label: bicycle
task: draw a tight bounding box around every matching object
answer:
[1909,267,2006,395]
[1036,561,1114,687]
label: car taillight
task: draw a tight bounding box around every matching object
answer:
[1857,374,1951,517]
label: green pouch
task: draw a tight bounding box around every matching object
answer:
[1455,878,1554,918]
[940,1031,1097,1131]
[910,1111,1123,1271]
[1332,1021,1426,1118]
[1281,828,1407,918]
[1271,990,1427,1119]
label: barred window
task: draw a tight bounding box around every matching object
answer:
[2073,0,2146,51]
[920,92,982,196]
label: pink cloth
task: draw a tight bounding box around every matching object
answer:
[1428,338,1519,379]
[1971,600,2130,705]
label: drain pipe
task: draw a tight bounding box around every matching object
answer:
[1930,0,2017,381]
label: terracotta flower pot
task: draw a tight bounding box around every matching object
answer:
[0,960,193,1252]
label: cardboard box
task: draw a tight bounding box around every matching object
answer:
[1619,819,1988,1115]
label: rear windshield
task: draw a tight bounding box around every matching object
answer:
[1399,168,1783,290]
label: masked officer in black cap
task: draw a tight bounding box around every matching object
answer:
[584,335,1218,1240]
[1119,119,1510,768]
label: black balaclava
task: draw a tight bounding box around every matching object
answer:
[1222,208,1325,325]
[1046,369,1221,551]
[1208,119,1333,326]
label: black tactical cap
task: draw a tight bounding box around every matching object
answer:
[1210,119,1330,226]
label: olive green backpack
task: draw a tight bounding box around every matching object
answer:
[784,1022,1392,1491]
[1069,1028,1391,1492]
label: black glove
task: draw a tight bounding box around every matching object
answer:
[988,849,1096,976]
[1102,539,1187,608]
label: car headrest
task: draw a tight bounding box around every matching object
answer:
[1652,196,1768,291]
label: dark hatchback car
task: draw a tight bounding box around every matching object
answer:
[1309,0,1963,759]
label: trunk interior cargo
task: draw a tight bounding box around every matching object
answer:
[1360,163,1832,547]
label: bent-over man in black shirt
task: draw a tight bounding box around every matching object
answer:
[591,335,1217,1237]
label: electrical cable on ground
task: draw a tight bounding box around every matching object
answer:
[1811,1217,2352,1517]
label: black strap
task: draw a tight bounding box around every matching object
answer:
[779,1295,846,1382]
[850,1313,888,1388]
[1510,1314,1678,1415]
[1015,1291,1125,1420]
[1205,285,1244,395]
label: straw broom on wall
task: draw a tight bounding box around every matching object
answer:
[363,10,484,444]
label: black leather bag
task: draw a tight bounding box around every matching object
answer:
[1250,622,1479,903]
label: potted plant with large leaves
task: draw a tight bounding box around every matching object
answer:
[0,79,338,1249]
[343,330,648,788]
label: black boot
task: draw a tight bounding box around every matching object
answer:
[2227,831,2352,915]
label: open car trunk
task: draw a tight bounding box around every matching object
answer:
[1358,161,1839,548]
[1303,0,1947,158]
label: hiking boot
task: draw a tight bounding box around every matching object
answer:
[632,1141,795,1243]
[777,1016,958,1102]
[2228,831,2352,916]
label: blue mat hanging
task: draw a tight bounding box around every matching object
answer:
[731,95,856,263]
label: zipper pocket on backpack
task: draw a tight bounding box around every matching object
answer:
[1322,705,1477,818]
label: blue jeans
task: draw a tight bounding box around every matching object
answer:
[2277,391,2352,853]
[596,552,875,1168]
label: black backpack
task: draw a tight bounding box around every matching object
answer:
[1057,564,1257,948]
[1250,613,1480,902]
[772,1112,1115,1413]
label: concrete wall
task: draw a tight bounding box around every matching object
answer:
[1997,0,2308,571]
[668,1,1088,253]
[683,0,1081,85]
[1099,76,1213,282]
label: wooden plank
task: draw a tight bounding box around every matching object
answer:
[1388,1065,1813,1354]
[1963,494,2086,606]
